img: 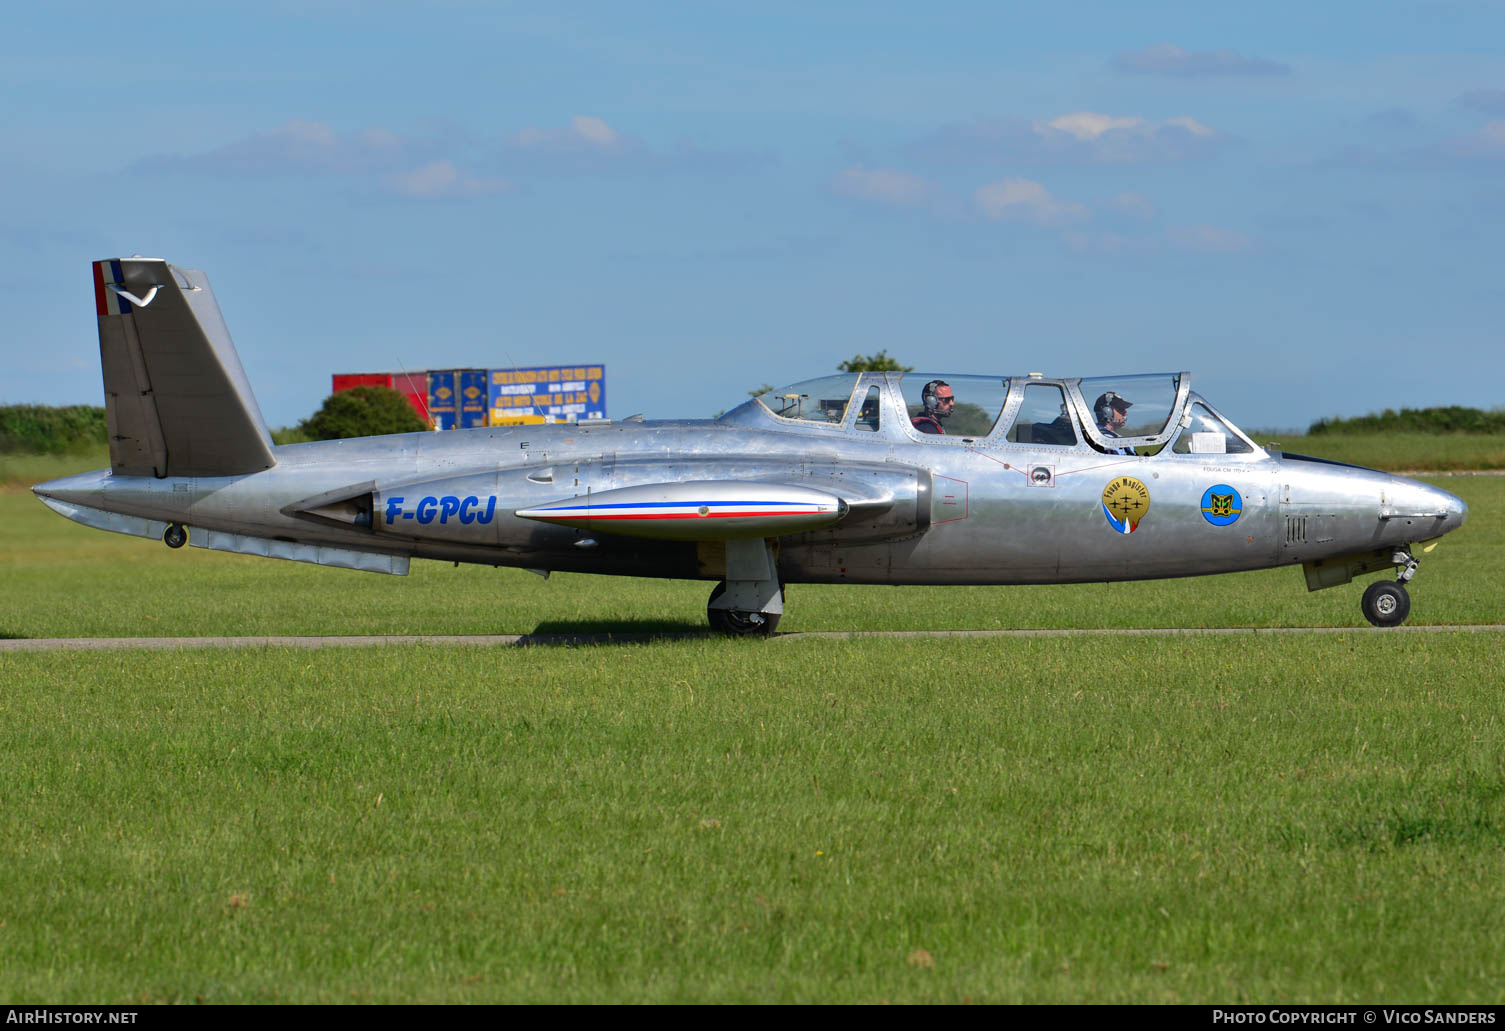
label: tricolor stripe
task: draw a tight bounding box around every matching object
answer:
[530,499,825,513]
[93,260,132,317]
[1102,503,1140,535]
[525,500,835,521]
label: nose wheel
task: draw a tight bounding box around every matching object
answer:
[1360,547,1417,627]
[1361,579,1410,627]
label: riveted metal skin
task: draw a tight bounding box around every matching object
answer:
[35,258,1471,626]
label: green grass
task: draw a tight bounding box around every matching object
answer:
[3,453,1504,1003]
[1256,432,1505,472]
[3,636,1504,1003]
[0,445,111,487]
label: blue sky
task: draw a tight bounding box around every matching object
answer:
[4,1,1503,431]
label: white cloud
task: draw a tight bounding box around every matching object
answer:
[1109,192,1155,219]
[502,114,763,176]
[909,112,1225,166]
[1032,112,1220,164]
[1164,116,1215,137]
[1061,230,1132,255]
[1324,118,1505,169]
[832,166,931,206]
[975,179,1089,226]
[1113,44,1290,78]
[512,114,633,153]
[138,114,762,189]
[1045,113,1145,141]
[1043,113,1212,144]
[1440,120,1505,160]
[385,161,509,199]
[138,119,437,176]
[1166,225,1253,254]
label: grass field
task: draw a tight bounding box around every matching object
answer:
[2,447,1503,1003]
[1259,432,1505,473]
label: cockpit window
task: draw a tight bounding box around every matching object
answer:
[1079,375,1180,439]
[853,385,881,432]
[754,375,862,425]
[1007,383,1078,446]
[1171,402,1254,455]
[900,374,1008,438]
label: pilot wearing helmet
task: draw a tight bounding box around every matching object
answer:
[1094,391,1135,455]
[912,380,955,434]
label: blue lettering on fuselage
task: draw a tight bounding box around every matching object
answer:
[387,495,497,526]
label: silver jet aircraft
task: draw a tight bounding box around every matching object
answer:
[35,257,1469,634]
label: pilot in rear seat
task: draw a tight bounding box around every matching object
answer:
[912,380,954,434]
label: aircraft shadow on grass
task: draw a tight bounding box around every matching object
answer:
[524,617,708,641]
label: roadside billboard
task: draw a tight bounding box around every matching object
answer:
[489,365,606,425]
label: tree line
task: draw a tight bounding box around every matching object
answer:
[9,352,1496,450]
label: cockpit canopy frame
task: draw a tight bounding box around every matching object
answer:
[1065,373,1190,451]
[726,370,1259,457]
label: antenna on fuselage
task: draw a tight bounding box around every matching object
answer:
[396,356,438,431]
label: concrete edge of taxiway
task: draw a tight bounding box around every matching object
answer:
[3,625,1504,652]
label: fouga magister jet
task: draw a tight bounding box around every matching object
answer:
[34,257,1469,634]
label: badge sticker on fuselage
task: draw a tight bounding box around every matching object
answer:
[1200,484,1243,526]
[1102,476,1150,534]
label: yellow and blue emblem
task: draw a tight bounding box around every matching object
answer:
[1200,484,1243,526]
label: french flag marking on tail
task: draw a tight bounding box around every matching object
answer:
[93,260,132,316]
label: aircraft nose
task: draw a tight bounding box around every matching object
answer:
[1423,482,1468,534]
[1445,489,1468,532]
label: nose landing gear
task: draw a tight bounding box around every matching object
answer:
[1360,547,1418,628]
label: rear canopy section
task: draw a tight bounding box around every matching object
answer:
[94,257,276,478]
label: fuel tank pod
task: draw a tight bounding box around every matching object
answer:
[515,480,847,541]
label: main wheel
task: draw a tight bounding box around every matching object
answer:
[707,581,782,637]
[163,523,188,549]
[1361,580,1410,628]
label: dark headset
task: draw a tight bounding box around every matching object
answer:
[1094,391,1130,426]
[921,380,953,417]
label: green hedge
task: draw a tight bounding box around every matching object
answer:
[0,405,109,454]
[1308,406,1505,435]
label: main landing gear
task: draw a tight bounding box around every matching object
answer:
[163,523,189,549]
[1360,547,1418,628]
[706,538,783,636]
[707,581,783,636]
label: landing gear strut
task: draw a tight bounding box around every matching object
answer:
[706,538,783,636]
[1360,547,1417,628]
